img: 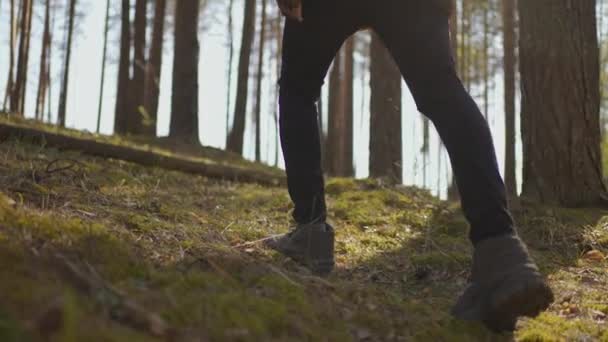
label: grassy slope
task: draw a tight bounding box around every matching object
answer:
[0,136,608,341]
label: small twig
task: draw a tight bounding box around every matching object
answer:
[266,264,303,288]
[45,158,83,175]
[221,222,234,235]
[233,235,278,249]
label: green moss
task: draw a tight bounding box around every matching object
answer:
[518,313,605,341]
[1,136,608,340]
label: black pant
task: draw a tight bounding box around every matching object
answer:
[278,0,515,244]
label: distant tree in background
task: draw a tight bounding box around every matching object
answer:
[143,0,167,137]
[12,0,33,116]
[369,32,402,183]
[254,0,268,162]
[3,0,17,113]
[519,0,607,206]
[96,0,111,133]
[57,0,77,127]
[502,0,517,198]
[35,0,52,121]
[326,38,355,177]
[114,0,131,135]
[128,0,148,135]
[169,0,200,144]
[227,0,256,154]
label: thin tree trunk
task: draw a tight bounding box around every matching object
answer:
[448,0,461,201]
[226,0,235,140]
[114,0,131,135]
[326,38,355,177]
[326,53,343,175]
[254,0,267,162]
[46,5,54,123]
[11,0,33,115]
[169,0,200,143]
[421,117,430,187]
[35,0,52,120]
[129,0,147,135]
[274,11,282,167]
[503,0,517,198]
[96,0,111,133]
[143,0,166,137]
[483,1,490,118]
[227,0,256,154]
[519,0,607,206]
[3,0,16,112]
[343,37,355,177]
[369,33,402,183]
[57,0,77,127]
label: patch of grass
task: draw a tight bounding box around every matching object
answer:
[0,135,608,340]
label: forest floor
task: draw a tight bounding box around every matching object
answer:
[1,120,608,341]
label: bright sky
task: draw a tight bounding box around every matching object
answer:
[0,0,524,199]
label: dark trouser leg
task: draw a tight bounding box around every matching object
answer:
[372,3,515,244]
[279,1,359,224]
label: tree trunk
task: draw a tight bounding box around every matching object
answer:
[369,32,402,183]
[326,38,355,177]
[169,0,200,144]
[35,0,51,121]
[142,0,166,137]
[482,1,490,119]
[343,37,355,177]
[11,0,33,115]
[57,0,77,127]
[448,0,461,201]
[128,0,147,135]
[3,0,16,112]
[254,0,267,162]
[114,0,131,135]
[226,0,235,139]
[274,10,282,167]
[96,0,111,133]
[326,52,343,175]
[503,0,517,198]
[519,0,607,206]
[227,0,256,154]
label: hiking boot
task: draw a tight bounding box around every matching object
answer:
[452,234,554,332]
[264,223,335,276]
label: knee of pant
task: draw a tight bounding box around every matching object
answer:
[410,72,466,120]
[278,79,321,108]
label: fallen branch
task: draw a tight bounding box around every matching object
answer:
[51,253,174,339]
[0,122,285,187]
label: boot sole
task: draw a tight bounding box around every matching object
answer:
[484,272,554,332]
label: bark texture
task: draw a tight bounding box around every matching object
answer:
[143,0,166,137]
[170,0,200,143]
[12,0,33,115]
[326,38,355,177]
[57,0,77,127]
[519,0,607,206]
[503,0,517,197]
[227,0,256,154]
[369,33,402,183]
[114,0,131,135]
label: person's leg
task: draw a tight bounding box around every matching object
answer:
[267,0,362,275]
[279,0,360,225]
[371,1,513,245]
[369,1,553,332]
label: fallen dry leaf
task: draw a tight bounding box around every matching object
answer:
[583,250,605,262]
